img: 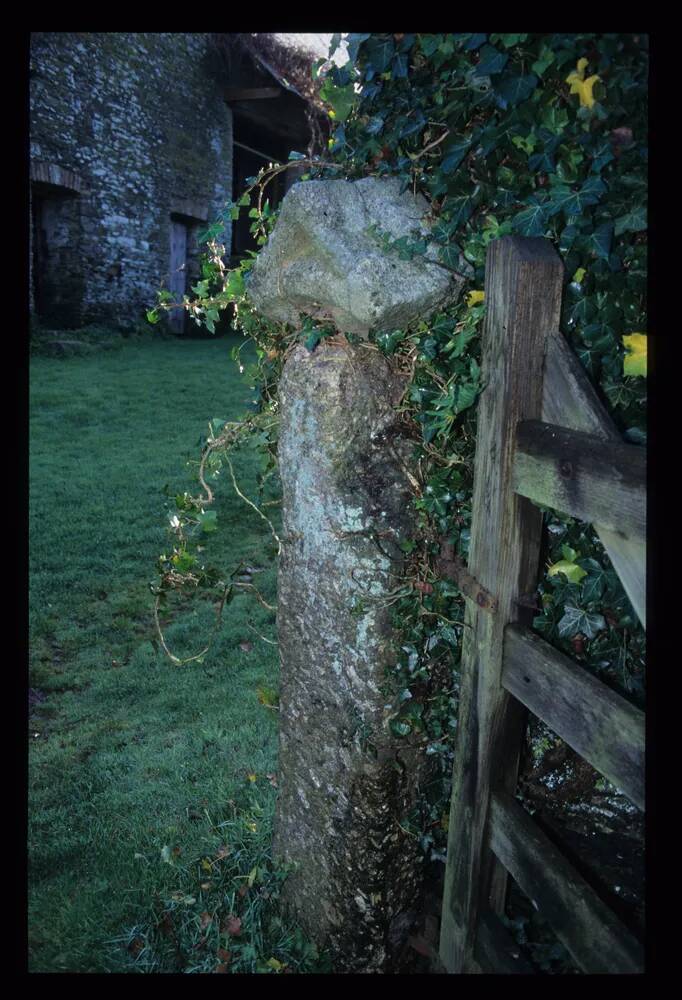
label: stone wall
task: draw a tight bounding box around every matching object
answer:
[30,32,233,328]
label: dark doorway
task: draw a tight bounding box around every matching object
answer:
[168,215,189,334]
[231,117,289,264]
[31,183,83,328]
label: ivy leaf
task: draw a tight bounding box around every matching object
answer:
[622,333,647,377]
[614,205,647,236]
[532,46,556,77]
[549,176,606,217]
[441,139,472,174]
[473,45,509,77]
[557,605,607,640]
[364,36,395,73]
[444,194,477,228]
[319,80,356,122]
[541,105,569,135]
[390,718,412,737]
[528,151,555,172]
[490,33,528,48]
[547,560,587,584]
[511,199,550,237]
[392,52,409,78]
[172,550,197,573]
[453,381,480,414]
[580,563,609,603]
[438,243,463,269]
[345,33,371,65]
[197,510,218,534]
[584,222,614,261]
[462,33,487,51]
[589,140,615,174]
[494,74,538,109]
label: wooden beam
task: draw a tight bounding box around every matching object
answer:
[542,330,618,437]
[475,910,536,974]
[513,420,646,542]
[439,237,564,973]
[224,86,282,101]
[503,625,645,810]
[489,793,644,973]
[542,332,646,628]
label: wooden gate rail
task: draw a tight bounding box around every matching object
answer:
[438,236,646,975]
[513,421,646,542]
[503,625,644,811]
[541,330,646,627]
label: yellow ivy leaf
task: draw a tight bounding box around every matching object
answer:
[566,57,588,84]
[623,333,647,377]
[246,820,258,833]
[247,772,257,783]
[547,560,587,584]
[266,957,286,972]
[247,865,258,887]
[572,267,586,284]
[201,858,213,872]
[566,59,602,108]
[467,290,485,307]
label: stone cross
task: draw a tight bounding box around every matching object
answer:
[247,176,463,971]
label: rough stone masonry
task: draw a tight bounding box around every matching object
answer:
[248,176,463,971]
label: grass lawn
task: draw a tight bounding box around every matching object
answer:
[29,334,317,973]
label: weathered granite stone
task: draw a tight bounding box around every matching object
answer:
[274,338,429,972]
[247,176,464,334]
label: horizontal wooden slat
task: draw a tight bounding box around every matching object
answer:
[542,333,646,627]
[503,625,645,810]
[475,909,536,974]
[489,793,644,974]
[513,420,646,542]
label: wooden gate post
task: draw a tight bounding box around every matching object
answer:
[439,237,564,973]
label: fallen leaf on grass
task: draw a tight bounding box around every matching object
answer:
[200,911,213,930]
[217,948,232,962]
[200,881,212,891]
[128,937,145,957]
[257,685,279,709]
[266,773,278,787]
[266,957,287,972]
[214,844,230,860]
[214,964,229,973]
[223,914,242,937]
[239,641,253,653]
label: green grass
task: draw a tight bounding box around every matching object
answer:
[29,334,318,973]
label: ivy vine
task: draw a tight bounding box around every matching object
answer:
[148,32,647,865]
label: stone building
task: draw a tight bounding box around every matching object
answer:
[29,32,328,331]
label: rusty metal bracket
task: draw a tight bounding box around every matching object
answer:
[436,540,498,613]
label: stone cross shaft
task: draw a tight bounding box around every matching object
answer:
[247,176,463,971]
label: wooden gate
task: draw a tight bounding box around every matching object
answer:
[437,236,646,974]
